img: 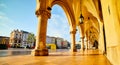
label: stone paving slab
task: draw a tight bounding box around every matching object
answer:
[0,50,112,65]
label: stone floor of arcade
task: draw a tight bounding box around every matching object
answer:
[0,50,112,65]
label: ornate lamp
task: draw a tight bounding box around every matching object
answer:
[79,0,84,24]
[79,14,84,24]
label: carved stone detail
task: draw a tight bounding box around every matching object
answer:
[70,29,76,34]
[35,10,51,18]
[80,37,85,39]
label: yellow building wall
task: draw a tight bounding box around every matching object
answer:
[101,0,120,65]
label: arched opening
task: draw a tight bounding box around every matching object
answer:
[48,0,77,53]
[47,5,71,52]
[33,0,77,56]
[88,27,99,49]
[51,0,76,30]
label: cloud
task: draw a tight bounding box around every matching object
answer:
[47,13,81,42]
[0,11,6,16]
[0,15,3,19]
[0,11,19,36]
[47,13,71,41]
[0,14,15,26]
[0,3,7,8]
[47,5,70,41]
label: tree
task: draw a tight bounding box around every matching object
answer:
[27,33,35,48]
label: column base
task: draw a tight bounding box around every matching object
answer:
[86,48,89,50]
[70,48,77,52]
[31,48,48,56]
[80,48,85,51]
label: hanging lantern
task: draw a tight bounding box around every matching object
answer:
[79,14,84,24]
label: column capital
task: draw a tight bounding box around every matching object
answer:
[85,40,88,42]
[80,37,84,39]
[70,30,76,34]
[78,22,84,26]
[35,10,51,18]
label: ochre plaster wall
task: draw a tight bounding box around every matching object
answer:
[101,0,120,65]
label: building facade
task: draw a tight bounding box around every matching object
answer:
[21,30,29,48]
[46,36,70,49]
[9,29,35,48]
[0,36,9,44]
[0,36,10,49]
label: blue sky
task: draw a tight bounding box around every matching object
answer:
[0,0,80,42]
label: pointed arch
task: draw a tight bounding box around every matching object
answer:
[51,0,76,30]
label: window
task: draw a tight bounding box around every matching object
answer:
[19,40,21,43]
[15,40,17,43]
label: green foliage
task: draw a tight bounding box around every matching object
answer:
[27,33,35,44]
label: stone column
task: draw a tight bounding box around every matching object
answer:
[32,10,51,56]
[88,39,90,49]
[70,29,77,52]
[86,39,89,50]
[86,34,89,50]
[80,37,85,51]
[78,23,85,51]
[98,22,105,53]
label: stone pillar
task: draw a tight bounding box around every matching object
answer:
[84,35,89,50]
[98,22,105,53]
[32,10,51,56]
[78,23,85,51]
[88,39,90,49]
[70,29,77,52]
[86,39,89,50]
[81,37,85,51]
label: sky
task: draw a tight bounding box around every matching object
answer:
[0,0,80,42]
